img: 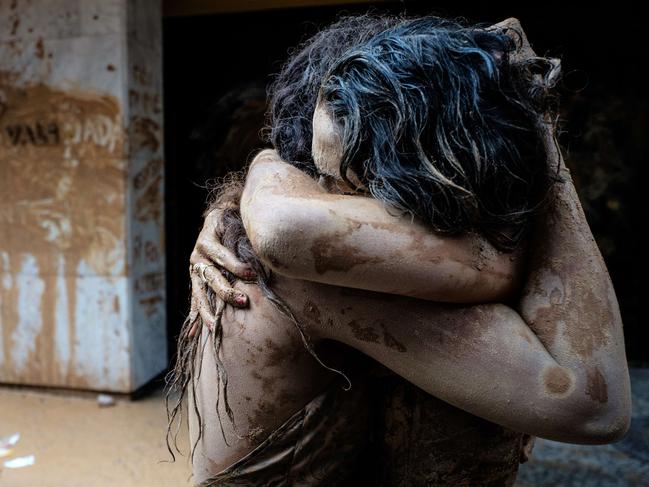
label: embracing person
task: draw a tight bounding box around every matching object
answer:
[166,15,632,487]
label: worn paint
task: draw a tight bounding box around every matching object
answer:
[0,71,130,389]
[0,0,166,392]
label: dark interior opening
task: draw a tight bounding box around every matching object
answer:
[163,0,647,367]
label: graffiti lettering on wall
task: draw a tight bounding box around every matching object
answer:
[4,121,60,146]
[0,73,125,264]
[1,115,121,154]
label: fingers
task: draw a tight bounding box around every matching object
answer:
[190,272,216,332]
[187,298,200,338]
[190,248,250,307]
[202,207,223,234]
[202,264,249,307]
[198,240,256,280]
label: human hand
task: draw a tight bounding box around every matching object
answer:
[187,207,257,338]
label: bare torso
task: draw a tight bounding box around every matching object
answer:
[189,277,338,483]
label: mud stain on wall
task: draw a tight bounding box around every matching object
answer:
[0,71,127,388]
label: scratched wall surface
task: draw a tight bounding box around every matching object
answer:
[126,0,167,390]
[0,0,166,392]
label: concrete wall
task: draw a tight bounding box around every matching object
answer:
[0,0,165,392]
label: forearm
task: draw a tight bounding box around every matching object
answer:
[286,277,627,444]
[517,133,631,368]
[241,150,522,303]
[515,128,631,428]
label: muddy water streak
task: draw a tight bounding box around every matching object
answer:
[0,72,126,388]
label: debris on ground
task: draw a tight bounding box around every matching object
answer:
[97,394,116,407]
[0,433,20,458]
[3,455,35,469]
[0,433,35,472]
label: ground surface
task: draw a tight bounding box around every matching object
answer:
[1,369,647,486]
[0,384,191,487]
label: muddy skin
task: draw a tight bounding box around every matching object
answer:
[310,234,384,275]
[188,19,630,484]
[378,321,408,353]
[302,299,334,329]
[245,153,524,305]
[585,366,608,404]
[543,366,574,396]
[346,319,381,344]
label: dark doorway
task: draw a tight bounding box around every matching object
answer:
[163,0,647,366]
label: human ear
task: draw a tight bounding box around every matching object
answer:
[311,100,344,178]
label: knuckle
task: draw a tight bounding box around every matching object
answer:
[222,288,237,301]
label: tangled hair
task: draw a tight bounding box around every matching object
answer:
[270,15,563,251]
[266,14,401,175]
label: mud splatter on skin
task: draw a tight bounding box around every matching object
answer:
[520,177,615,360]
[338,287,397,302]
[522,256,613,358]
[308,216,408,276]
[264,336,301,368]
[346,320,380,344]
[543,366,573,395]
[0,71,124,386]
[266,154,517,283]
[379,322,408,353]
[517,328,533,344]
[302,299,334,330]
[310,231,383,275]
[303,300,322,323]
[585,366,608,404]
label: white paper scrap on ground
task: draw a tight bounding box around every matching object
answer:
[0,434,20,458]
[97,394,116,407]
[4,455,35,469]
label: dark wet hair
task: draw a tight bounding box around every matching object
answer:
[269,15,563,251]
[266,14,401,175]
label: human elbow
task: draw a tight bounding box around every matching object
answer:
[574,396,632,444]
[244,204,298,274]
[550,385,632,445]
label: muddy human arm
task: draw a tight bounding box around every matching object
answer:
[187,203,257,337]
[281,273,629,444]
[280,190,632,445]
[240,149,524,304]
[513,126,632,439]
[245,141,631,444]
